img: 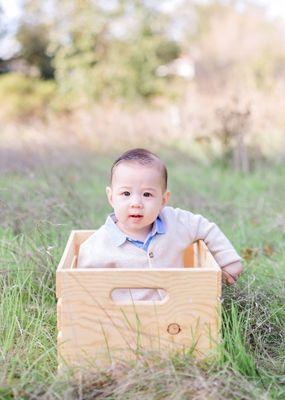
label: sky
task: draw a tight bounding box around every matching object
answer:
[1,0,23,58]
[2,0,285,22]
[1,0,285,58]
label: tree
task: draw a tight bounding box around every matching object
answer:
[51,0,181,101]
[16,22,54,79]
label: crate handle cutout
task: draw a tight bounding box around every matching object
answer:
[110,288,169,304]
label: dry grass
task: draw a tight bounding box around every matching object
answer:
[1,83,285,168]
[69,354,266,400]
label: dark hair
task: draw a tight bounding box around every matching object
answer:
[110,148,168,190]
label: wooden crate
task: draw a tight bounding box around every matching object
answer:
[56,230,221,370]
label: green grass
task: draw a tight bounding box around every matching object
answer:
[0,151,284,399]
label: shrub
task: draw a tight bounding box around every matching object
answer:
[0,73,56,121]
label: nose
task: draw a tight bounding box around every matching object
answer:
[130,194,143,208]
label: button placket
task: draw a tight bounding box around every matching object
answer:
[147,249,154,268]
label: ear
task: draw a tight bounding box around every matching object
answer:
[106,186,113,208]
[161,190,170,208]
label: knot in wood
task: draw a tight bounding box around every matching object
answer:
[167,323,181,335]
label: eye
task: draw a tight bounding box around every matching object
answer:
[122,191,130,196]
[143,192,152,197]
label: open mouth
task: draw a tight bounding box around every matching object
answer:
[129,214,143,219]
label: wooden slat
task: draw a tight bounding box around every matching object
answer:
[57,298,62,330]
[57,268,220,365]
[57,231,76,271]
[56,231,76,298]
[74,230,94,258]
[183,244,194,267]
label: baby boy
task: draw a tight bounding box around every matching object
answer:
[77,148,243,299]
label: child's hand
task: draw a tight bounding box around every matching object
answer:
[221,261,243,285]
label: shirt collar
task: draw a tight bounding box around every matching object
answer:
[105,212,165,247]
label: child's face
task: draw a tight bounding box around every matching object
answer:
[106,162,170,240]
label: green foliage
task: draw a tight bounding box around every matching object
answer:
[156,39,181,64]
[3,0,285,109]
[0,73,56,120]
[52,1,181,102]
[16,23,55,80]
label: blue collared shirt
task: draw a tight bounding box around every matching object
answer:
[105,214,165,251]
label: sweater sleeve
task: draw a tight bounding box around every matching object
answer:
[177,208,241,267]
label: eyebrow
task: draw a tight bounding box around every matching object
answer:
[143,188,157,192]
[118,186,157,192]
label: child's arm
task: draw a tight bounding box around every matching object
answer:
[182,209,243,283]
[221,260,243,285]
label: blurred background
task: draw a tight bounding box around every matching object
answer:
[1,0,285,172]
[1,3,285,397]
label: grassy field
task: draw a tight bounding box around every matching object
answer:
[0,150,284,399]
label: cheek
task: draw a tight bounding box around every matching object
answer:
[113,198,128,211]
[148,199,162,211]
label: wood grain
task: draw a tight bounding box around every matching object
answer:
[57,231,221,368]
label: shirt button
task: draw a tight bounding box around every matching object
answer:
[149,251,154,258]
